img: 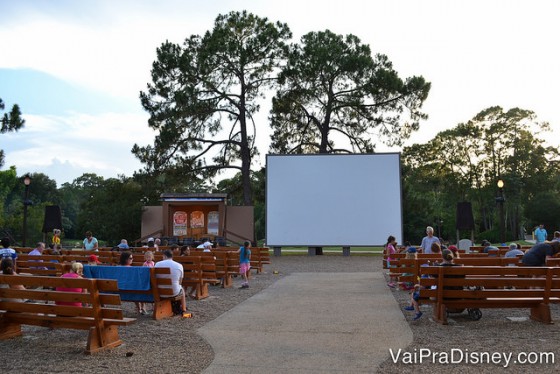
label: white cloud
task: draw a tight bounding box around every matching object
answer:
[1,0,560,185]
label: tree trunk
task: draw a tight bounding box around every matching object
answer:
[239,86,253,206]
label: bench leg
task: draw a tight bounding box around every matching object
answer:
[152,300,173,320]
[432,303,448,325]
[530,303,552,324]
[86,325,122,354]
[195,284,209,299]
[222,275,233,288]
[0,318,22,340]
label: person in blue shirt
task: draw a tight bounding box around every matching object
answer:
[82,231,99,251]
[534,224,548,244]
[420,226,440,254]
[0,237,17,263]
[237,241,252,289]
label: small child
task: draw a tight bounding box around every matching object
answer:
[404,284,423,320]
[238,241,251,289]
[138,251,155,315]
[143,251,155,267]
[399,247,417,291]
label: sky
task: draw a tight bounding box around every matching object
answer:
[1,0,559,186]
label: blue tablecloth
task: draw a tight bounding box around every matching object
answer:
[83,265,153,302]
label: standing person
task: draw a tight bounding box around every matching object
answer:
[82,231,99,251]
[521,241,560,266]
[384,235,398,288]
[52,229,61,250]
[420,226,440,254]
[534,224,548,244]
[55,262,84,307]
[154,250,190,318]
[237,241,251,289]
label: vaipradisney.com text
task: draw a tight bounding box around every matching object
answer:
[390,348,555,368]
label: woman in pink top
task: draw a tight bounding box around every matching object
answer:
[385,235,398,288]
[55,262,84,307]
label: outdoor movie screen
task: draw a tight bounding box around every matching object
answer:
[266,153,403,247]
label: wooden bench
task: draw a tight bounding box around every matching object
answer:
[173,256,207,300]
[250,247,270,275]
[213,250,240,288]
[82,266,181,320]
[384,252,490,269]
[0,274,135,354]
[390,257,522,285]
[418,265,560,324]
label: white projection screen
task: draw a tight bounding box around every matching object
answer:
[266,153,403,247]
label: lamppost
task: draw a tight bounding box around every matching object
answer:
[496,179,505,244]
[22,175,32,246]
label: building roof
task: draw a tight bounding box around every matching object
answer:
[160,193,228,202]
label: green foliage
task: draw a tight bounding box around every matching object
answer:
[402,106,558,243]
[270,30,430,154]
[0,98,25,167]
[74,175,144,245]
[214,167,266,240]
[133,11,291,205]
[524,192,560,232]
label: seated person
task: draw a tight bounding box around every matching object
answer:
[482,240,499,256]
[0,258,26,302]
[522,241,560,266]
[448,245,460,258]
[55,262,85,307]
[154,250,190,318]
[117,239,130,250]
[399,247,417,291]
[430,242,442,255]
[504,243,524,258]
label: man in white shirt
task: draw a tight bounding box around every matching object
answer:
[154,250,189,317]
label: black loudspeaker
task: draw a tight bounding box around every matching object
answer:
[42,205,63,233]
[456,202,475,230]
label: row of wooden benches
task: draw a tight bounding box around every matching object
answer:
[0,265,194,354]
[418,265,560,325]
[383,252,508,269]
[14,247,271,277]
[2,248,273,354]
[15,249,270,300]
[389,256,560,285]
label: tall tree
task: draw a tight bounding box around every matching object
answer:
[402,106,558,241]
[0,97,25,167]
[269,30,430,154]
[133,11,292,205]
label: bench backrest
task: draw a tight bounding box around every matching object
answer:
[0,274,124,320]
[419,266,560,303]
